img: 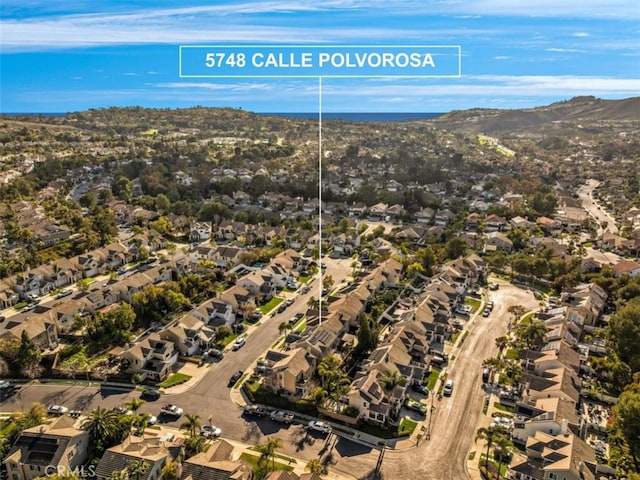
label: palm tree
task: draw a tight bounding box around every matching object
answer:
[493,434,514,480]
[495,335,509,352]
[475,426,506,470]
[124,398,145,414]
[317,355,341,387]
[108,471,129,480]
[82,406,120,454]
[278,321,289,349]
[183,434,207,459]
[160,461,180,480]
[305,458,324,474]
[380,370,407,392]
[256,436,284,472]
[307,296,319,310]
[180,413,202,438]
[126,459,147,480]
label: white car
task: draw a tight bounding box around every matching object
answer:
[308,420,331,434]
[443,379,454,396]
[232,337,246,351]
[48,405,69,416]
[160,404,184,417]
[201,424,222,438]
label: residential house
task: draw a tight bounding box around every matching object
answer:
[159,314,217,356]
[120,334,178,382]
[190,222,212,242]
[213,246,244,267]
[95,432,180,480]
[485,214,508,232]
[485,231,514,253]
[508,430,598,480]
[262,347,316,399]
[237,270,276,301]
[612,260,640,278]
[346,369,403,425]
[217,285,256,319]
[3,416,89,480]
[1,316,58,350]
[512,396,580,444]
[414,207,434,224]
[181,439,251,480]
[433,209,455,227]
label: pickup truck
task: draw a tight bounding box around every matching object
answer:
[160,404,183,417]
[270,410,294,424]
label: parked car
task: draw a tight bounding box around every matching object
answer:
[142,414,157,425]
[228,370,243,387]
[55,289,73,299]
[232,322,246,333]
[405,398,427,414]
[160,404,183,417]
[443,379,454,396]
[113,406,133,415]
[207,348,224,359]
[489,283,499,290]
[141,388,161,401]
[270,410,294,424]
[243,404,268,417]
[412,383,430,396]
[285,298,295,307]
[307,420,331,433]
[48,405,69,416]
[0,315,5,322]
[232,337,246,351]
[201,424,222,438]
[482,309,491,317]
[277,304,287,313]
[22,303,37,312]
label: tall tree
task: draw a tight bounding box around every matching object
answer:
[180,413,202,438]
[475,426,507,470]
[126,459,147,480]
[82,406,121,455]
[609,298,640,372]
[256,436,284,473]
[612,385,640,471]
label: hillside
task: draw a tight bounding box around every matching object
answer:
[428,96,640,134]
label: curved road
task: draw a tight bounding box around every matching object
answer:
[1,275,539,480]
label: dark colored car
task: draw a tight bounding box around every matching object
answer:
[140,388,161,401]
[228,370,243,387]
[243,404,268,417]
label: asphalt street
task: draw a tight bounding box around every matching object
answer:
[0,268,539,479]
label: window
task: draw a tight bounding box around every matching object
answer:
[548,473,558,480]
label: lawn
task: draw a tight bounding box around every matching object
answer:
[520,312,535,323]
[259,297,283,314]
[465,297,482,313]
[298,275,311,284]
[426,369,441,391]
[293,318,307,332]
[493,402,515,413]
[398,417,418,436]
[157,373,192,388]
[505,348,520,361]
[239,453,294,472]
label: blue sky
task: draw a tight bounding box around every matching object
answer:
[1,0,639,113]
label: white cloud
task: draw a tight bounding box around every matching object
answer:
[572,32,590,37]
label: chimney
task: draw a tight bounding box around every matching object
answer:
[561,418,569,436]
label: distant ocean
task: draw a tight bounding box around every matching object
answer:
[2,111,443,122]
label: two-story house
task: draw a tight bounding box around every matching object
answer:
[3,416,89,480]
[120,334,178,382]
